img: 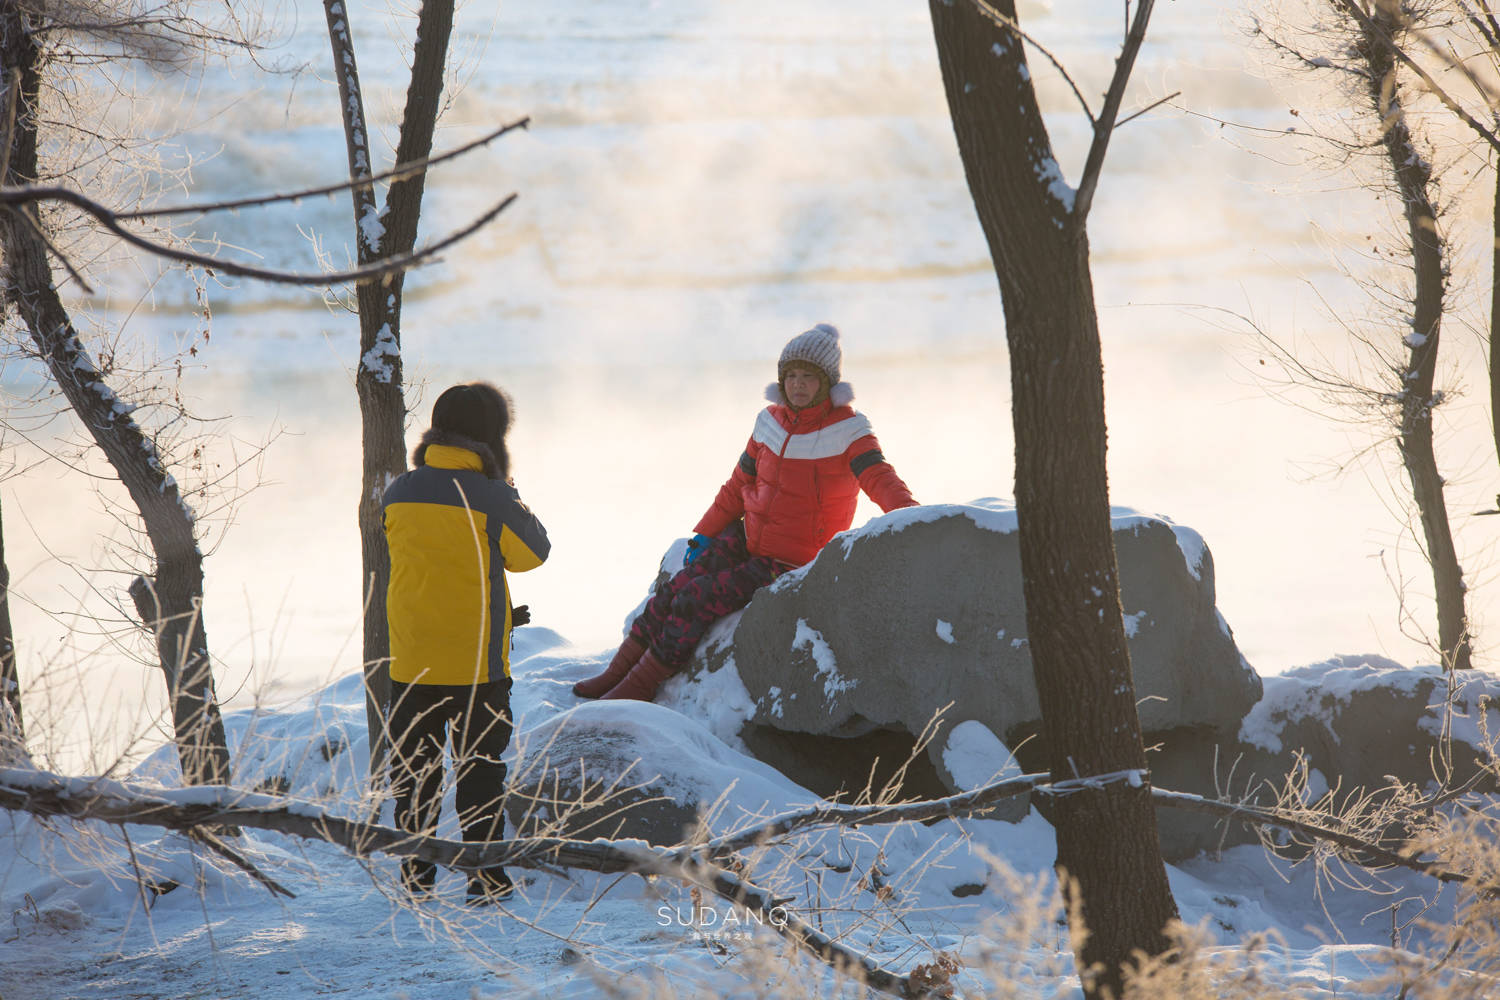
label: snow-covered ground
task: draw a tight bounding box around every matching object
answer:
[4,0,1498,779]
[0,618,1469,999]
[3,0,1500,995]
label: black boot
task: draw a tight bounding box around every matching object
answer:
[401,859,436,898]
[466,867,514,906]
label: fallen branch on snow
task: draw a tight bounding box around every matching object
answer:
[0,767,949,998]
[7,763,1496,996]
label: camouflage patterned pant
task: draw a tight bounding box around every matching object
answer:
[629,520,784,670]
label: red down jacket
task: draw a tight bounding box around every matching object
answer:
[694,398,917,568]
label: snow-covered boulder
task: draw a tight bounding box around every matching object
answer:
[1235,657,1500,793]
[1230,657,1500,800]
[1145,657,1500,858]
[689,500,1260,813]
[505,700,817,846]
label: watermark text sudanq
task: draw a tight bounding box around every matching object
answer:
[657,903,790,933]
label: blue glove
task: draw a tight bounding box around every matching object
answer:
[684,533,712,566]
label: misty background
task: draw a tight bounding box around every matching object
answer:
[4,0,1497,767]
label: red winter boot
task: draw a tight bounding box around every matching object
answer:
[573,635,646,698]
[600,649,675,702]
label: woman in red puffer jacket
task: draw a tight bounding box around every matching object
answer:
[574,323,918,702]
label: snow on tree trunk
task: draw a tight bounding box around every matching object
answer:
[1356,4,1473,672]
[0,7,230,785]
[324,0,456,779]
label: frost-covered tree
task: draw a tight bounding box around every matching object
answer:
[926,1,1179,995]
[0,0,517,777]
[0,0,239,783]
[323,0,459,775]
[1251,0,1474,672]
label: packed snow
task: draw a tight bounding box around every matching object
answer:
[0,626,1475,999]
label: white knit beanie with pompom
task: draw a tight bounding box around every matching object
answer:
[768,323,854,407]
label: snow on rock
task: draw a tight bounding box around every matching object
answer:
[1145,655,1500,860]
[506,699,820,846]
[509,626,807,844]
[658,634,758,752]
[941,720,1021,792]
[692,500,1259,829]
[939,720,1028,823]
[1234,655,1500,795]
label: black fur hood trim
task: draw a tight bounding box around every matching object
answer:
[413,426,509,480]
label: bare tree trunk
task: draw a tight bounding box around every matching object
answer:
[324,0,396,780]
[324,0,455,778]
[0,491,21,752]
[1358,5,1473,672]
[0,8,230,784]
[0,50,20,759]
[927,2,1177,996]
[126,574,230,785]
[1491,166,1500,498]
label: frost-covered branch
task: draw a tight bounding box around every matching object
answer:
[20,0,264,71]
[14,760,1500,992]
[188,826,295,898]
[113,117,529,221]
[0,184,518,291]
[324,0,380,262]
[0,767,941,999]
[18,763,1482,890]
[1334,0,1500,153]
[688,860,927,997]
[705,771,1050,856]
[1151,788,1487,890]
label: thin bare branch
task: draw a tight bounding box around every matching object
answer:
[1152,788,1487,890]
[1116,89,1181,129]
[970,0,1096,126]
[0,186,519,286]
[1335,0,1500,153]
[10,203,93,293]
[113,116,530,221]
[1074,0,1157,221]
[188,826,295,898]
[1478,0,1500,48]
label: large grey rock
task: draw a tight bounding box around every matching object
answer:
[689,501,1260,809]
[1135,657,1500,858]
[505,700,816,846]
[1233,656,1499,793]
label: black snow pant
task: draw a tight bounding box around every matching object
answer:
[387,677,513,895]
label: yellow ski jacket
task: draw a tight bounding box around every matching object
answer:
[383,438,550,685]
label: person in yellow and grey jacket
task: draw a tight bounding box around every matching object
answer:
[382,381,550,905]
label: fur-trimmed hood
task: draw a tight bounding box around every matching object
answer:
[765,380,854,408]
[412,426,509,480]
